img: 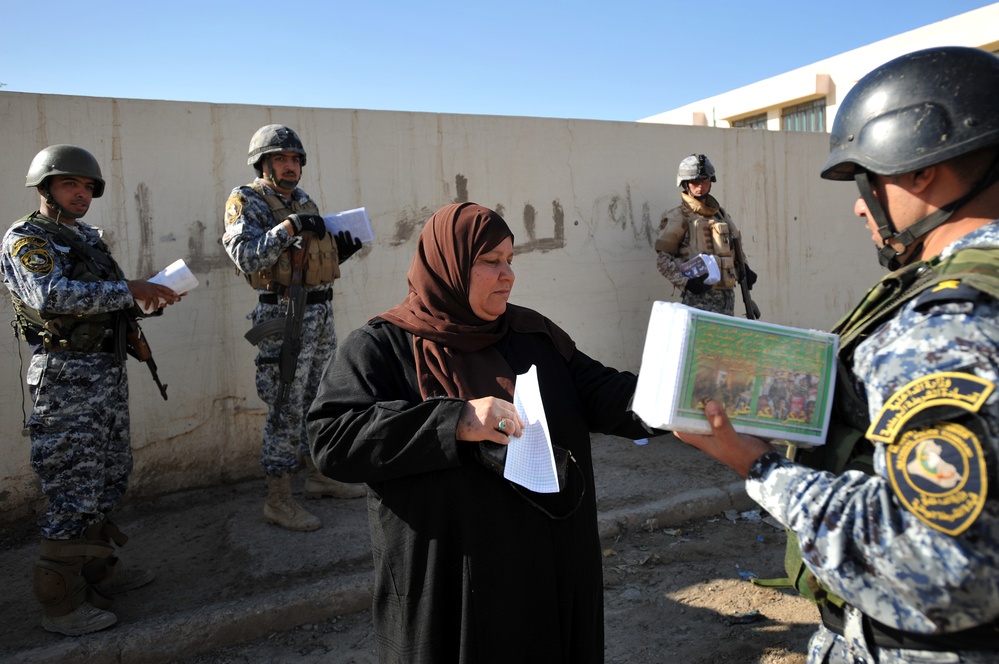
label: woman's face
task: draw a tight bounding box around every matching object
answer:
[468,236,515,321]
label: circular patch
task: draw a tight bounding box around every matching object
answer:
[885,422,988,536]
[20,248,54,275]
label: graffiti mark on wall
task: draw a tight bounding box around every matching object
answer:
[603,185,655,246]
[515,200,565,254]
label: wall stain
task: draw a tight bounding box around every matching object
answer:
[134,183,155,278]
[390,205,436,246]
[187,219,231,273]
[454,174,468,203]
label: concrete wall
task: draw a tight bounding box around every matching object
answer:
[0,91,879,524]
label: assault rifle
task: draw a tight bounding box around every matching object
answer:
[126,321,169,400]
[244,235,310,419]
[731,235,761,320]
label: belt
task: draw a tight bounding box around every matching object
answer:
[819,602,999,652]
[41,340,115,353]
[258,290,332,305]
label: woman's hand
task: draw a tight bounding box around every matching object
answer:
[674,400,774,478]
[456,397,525,444]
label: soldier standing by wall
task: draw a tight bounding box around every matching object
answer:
[222,124,365,532]
[1,145,182,636]
[675,47,999,663]
[655,154,757,316]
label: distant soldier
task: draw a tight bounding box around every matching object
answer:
[1,145,181,635]
[676,47,999,663]
[222,124,365,532]
[655,154,757,315]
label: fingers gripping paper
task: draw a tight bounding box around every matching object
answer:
[504,365,561,493]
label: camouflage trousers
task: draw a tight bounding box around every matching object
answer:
[682,287,735,316]
[808,622,999,663]
[26,351,131,540]
[251,298,336,477]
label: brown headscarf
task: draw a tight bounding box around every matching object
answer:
[380,202,574,401]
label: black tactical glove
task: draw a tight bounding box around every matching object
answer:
[685,273,712,295]
[744,265,758,290]
[335,230,363,263]
[286,213,327,239]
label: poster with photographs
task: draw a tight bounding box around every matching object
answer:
[633,302,838,446]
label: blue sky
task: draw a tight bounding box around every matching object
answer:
[1,1,993,122]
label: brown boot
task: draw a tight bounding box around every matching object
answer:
[35,539,117,636]
[304,457,366,500]
[264,475,322,531]
[81,521,155,595]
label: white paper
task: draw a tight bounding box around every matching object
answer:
[632,301,689,430]
[503,365,561,493]
[142,258,199,313]
[323,207,375,244]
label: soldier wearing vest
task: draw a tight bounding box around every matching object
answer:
[222,124,365,533]
[1,145,181,636]
[655,154,756,316]
[675,47,999,663]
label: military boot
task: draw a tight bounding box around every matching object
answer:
[264,475,322,531]
[81,521,155,595]
[43,600,118,637]
[303,456,366,500]
[35,538,117,636]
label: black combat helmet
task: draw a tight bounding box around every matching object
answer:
[821,46,999,181]
[25,145,105,198]
[247,124,307,171]
[821,46,999,269]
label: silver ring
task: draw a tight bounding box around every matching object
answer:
[497,419,508,431]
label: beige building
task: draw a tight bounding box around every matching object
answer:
[640,3,999,131]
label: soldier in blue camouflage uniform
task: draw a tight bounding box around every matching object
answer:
[222,124,365,532]
[655,154,756,316]
[674,47,999,663]
[1,145,181,636]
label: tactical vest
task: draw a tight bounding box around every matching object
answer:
[778,245,999,606]
[655,193,739,289]
[10,213,129,354]
[241,183,339,290]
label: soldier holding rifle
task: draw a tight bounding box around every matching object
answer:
[656,153,759,317]
[1,145,180,635]
[222,124,364,532]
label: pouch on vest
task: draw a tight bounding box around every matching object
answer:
[716,255,738,289]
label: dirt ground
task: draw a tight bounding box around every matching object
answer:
[178,509,820,664]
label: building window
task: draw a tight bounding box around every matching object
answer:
[731,113,768,130]
[782,98,826,132]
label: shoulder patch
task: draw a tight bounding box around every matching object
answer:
[869,371,994,535]
[19,248,54,275]
[914,279,986,311]
[885,422,988,535]
[224,193,246,226]
[867,372,994,444]
[10,235,49,257]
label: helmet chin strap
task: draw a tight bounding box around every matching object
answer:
[42,186,68,224]
[856,157,999,270]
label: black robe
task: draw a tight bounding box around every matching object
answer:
[307,318,651,664]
